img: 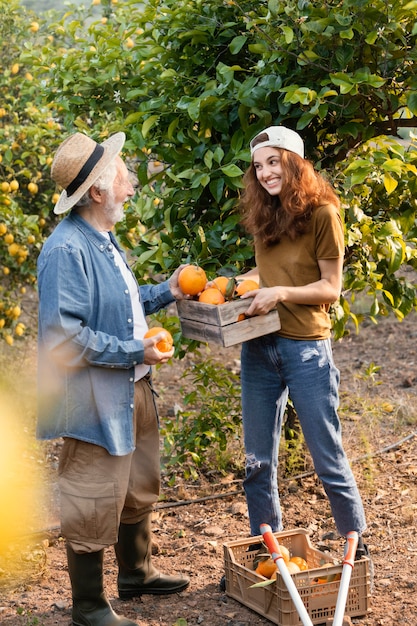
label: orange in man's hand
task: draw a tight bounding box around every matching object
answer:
[178,265,207,296]
[235,279,259,296]
[198,288,225,305]
[144,327,174,352]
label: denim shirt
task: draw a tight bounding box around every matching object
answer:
[37,211,175,456]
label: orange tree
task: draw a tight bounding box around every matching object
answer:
[0,0,63,345]
[21,0,417,337]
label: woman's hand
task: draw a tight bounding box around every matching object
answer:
[241,287,282,316]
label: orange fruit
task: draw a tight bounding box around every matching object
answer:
[144,327,173,352]
[235,279,259,296]
[178,265,207,296]
[255,557,277,579]
[290,556,308,571]
[314,562,341,584]
[278,544,290,564]
[212,276,229,295]
[286,561,301,574]
[198,288,225,305]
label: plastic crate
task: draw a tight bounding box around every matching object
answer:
[223,529,371,625]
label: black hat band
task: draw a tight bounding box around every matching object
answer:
[66,144,105,197]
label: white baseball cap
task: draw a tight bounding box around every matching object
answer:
[250,126,304,159]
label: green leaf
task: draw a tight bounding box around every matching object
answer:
[177,169,195,179]
[330,73,354,94]
[229,35,247,54]
[281,26,294,44]
[250,578,276,588]
[126,89,148,101]
[248,43,268,54]
[142,115,159,138]
[365,31,378,45]
[297,111,316,129]
[204,150,214,169]
[209,178,224,203]
[220,164,244,177]
[124,111,143,126]
[340,28,354,40]
[167,117,179,140]
[406,92,417,115]
[160,68,177,79]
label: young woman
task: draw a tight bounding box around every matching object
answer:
[238,126,367,553]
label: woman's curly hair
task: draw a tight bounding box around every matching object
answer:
[240,142,340,247]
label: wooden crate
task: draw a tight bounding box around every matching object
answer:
[177,297,281,347]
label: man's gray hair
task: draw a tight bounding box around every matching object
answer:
[74,159,118,208]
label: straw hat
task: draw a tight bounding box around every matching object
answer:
[51,131,126,215]
[250,126,304,159]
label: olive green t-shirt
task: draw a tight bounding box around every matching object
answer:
[255,203,344,340]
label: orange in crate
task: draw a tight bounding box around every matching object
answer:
[223,529,371,625]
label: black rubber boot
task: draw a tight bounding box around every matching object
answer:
[115,517,190,599]
[66,545,137,626]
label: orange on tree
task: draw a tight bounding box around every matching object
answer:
[7,243,20,257]
[235,279,259,296]
[178,264,207,296]
[198,288,225,305]
[27,182,39,194]
[144,327,173,352]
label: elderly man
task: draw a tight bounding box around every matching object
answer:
[37,131,189,626]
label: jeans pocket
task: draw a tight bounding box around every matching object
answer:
[59,476,118,544]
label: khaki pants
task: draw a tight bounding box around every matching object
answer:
[58,377,160,553]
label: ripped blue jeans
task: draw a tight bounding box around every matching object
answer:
[241,334,366,538]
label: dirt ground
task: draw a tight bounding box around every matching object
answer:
[0,308,417,626]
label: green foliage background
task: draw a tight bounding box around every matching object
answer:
[2,0,417,346]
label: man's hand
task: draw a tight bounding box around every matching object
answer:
[143,333,174,364]
[169,264,191,300]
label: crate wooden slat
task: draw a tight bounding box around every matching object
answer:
[177,298,281,347]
